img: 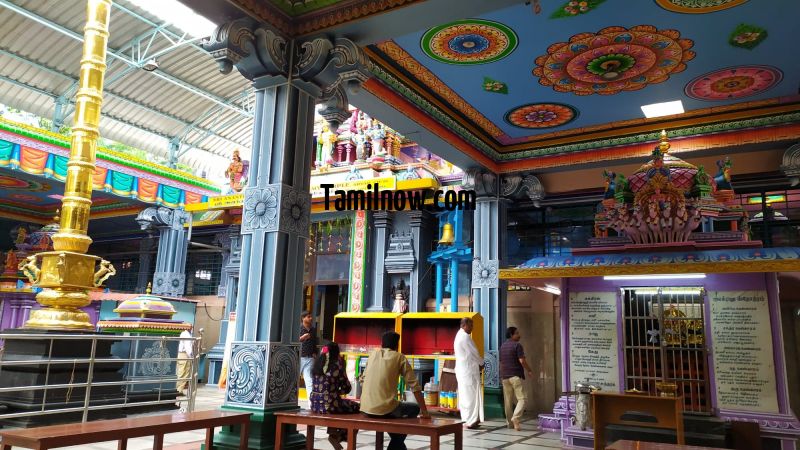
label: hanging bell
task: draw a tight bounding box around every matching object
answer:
[439,222,455,245]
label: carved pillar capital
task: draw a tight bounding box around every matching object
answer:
[781,143,800,178]
[463,168,498,198]
[373,211,392,228]
[501,173,545,202]
[204,21,372,128]
[135,207,190,232]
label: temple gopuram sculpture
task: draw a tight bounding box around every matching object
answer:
[224,149,248,193]
[317,123,338,168]
[592,131,747,247]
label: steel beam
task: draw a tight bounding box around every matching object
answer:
[0,48,246,149]
[0,0,251,118]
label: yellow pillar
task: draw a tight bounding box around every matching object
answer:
[18,0,115,330]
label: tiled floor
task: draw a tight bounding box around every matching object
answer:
[7,386,566,450]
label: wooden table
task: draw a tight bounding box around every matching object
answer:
[0,410,251,450]
[607,440,722,450]
[275,410,463,450]
[593,392,684,450]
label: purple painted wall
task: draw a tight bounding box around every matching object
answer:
[560,273,800,447]
[0,291,102,331]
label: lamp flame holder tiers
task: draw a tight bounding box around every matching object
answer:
[21,0,116,330]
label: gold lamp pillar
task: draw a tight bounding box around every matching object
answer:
[18,0,115,330]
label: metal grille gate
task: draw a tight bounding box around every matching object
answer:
[622,287,710,413]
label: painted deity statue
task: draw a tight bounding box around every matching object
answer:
[602,170,616,200]
[225,150,245,192]
[15,227,27,245]
[356,111,370,132]
[4,249,17,274]
[353,129,368,162]
[714,157,733,191]
[318,123,338,167]
[367,120,386,157]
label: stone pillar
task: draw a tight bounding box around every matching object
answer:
[135,207,191,297]
[367,211,391,312]
[208,225,242,385]
[466,169,507,418]
[203,18,371,450]
[408,211,432,312]
[135,236,156,293]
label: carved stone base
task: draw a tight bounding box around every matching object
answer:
[213,406,306,450]
[215,342,304,449]
[225,342,299,409]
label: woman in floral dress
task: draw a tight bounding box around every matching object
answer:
[310,342,360,450]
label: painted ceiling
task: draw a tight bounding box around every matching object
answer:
[0,168,140,224]
[267,0,350,16]
[367,0,800,161]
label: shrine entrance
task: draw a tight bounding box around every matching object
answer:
[304,216,353,340]
[622,287,711,414]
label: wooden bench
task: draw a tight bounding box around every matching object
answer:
[0,410,250,450]
[275,411,463,450]
[593,392,684,450]
[607,440,722,450]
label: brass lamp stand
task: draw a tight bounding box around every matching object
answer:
[19,0,115,330]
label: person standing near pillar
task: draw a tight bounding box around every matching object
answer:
[454,317,484,429]
[299,311,318,404]
[176,324,194,394]
[499,326,533,431]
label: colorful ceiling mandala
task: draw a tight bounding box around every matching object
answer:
[684,65,783,101]
[0,175,49,191]
[504,103,578,129]
[532,25,695,96]
[421,19,518,65]
[654,0,748,13]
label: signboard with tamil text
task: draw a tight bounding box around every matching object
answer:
[310,176,396,199]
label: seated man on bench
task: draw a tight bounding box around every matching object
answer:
[360,331,430,450]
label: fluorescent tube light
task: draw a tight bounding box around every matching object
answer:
[539,285,561,295]
[604,273,706,281]
[633,288,704,296]
[127,0,217,38]
[641,100,684,118]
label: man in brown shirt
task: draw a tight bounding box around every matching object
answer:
[361,331,430,450]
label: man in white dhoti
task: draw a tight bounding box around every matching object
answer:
[454,317,484,429]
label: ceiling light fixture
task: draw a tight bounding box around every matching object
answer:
[540,285,561,295]
[604,273,706,281]
[127,0,217,38]
[142,58,159,72]
[641,100,684,118]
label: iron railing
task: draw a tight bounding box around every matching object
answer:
[0,333,200,423]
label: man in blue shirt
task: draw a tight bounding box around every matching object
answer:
[499,326,533,431]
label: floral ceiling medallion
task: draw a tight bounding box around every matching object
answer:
[654,0,749,14]
[728,23,767,50]
[684,65,782,101]
[421,19,518,65]
[533,25,695,96]
[505,103,578,129]
[551,0,606,18]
